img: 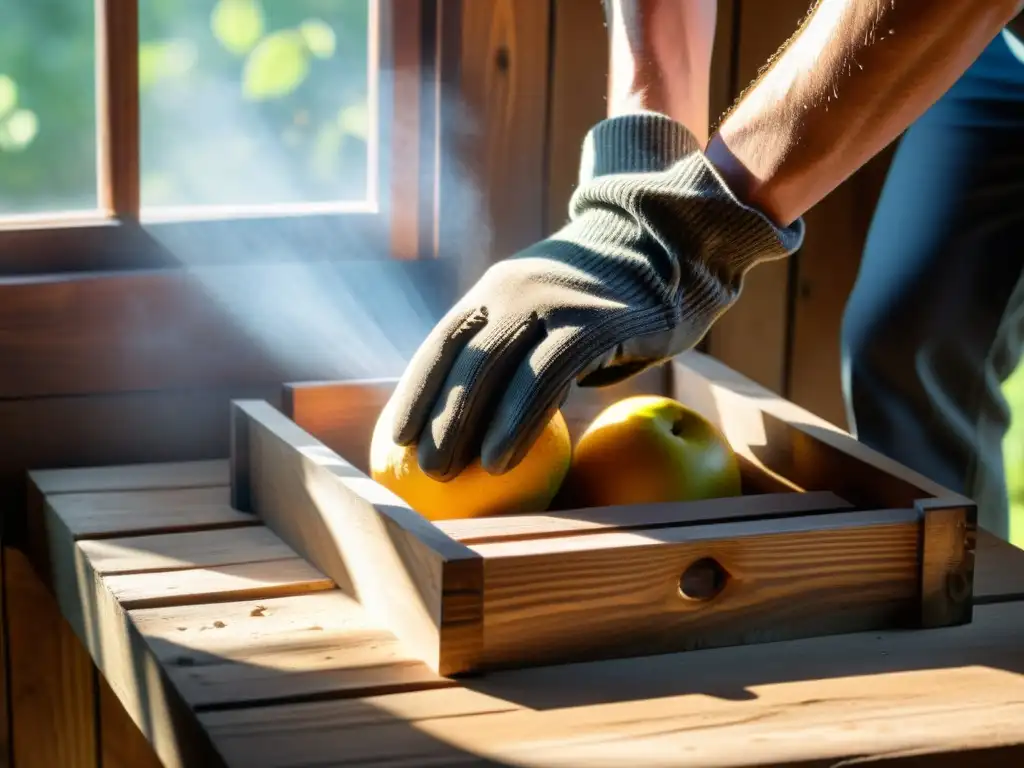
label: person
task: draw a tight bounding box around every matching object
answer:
[385,0,1024,538]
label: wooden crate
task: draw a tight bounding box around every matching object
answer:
[228,351,976,677]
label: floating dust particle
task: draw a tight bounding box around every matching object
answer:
[177,627,187,632]
[308,625,323,631]
[213,620,226,628]
[250,605,267,617]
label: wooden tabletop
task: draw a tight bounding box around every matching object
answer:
[24,459,1024,768]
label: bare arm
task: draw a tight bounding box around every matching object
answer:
[610,0,1023,226]
[606,0,718,145]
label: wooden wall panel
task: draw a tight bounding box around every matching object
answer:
[787,148,896,427]
[545,0,608,233]
[705,0,812,394]
[444,0,553,282]
[5,548,96,768]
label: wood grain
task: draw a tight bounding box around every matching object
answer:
[98,673,163,768]
[31,459,229,496]
[919,502,976,628]
[545,0,609,233]
[237,399,484,675]
[0,259,453,401]
[80,527,296,576]
[48,486,254,540]
[5,547,96,768]
[106,558,334,610]
[472,508,922,668]
[436,490,852,544]
[671,351,974,510]
[132,591,455,710]
[197,601,1024,768]
[447,0,552,269]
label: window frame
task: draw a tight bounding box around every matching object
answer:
[0,0,448,276]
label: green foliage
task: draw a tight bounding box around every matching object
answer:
[211,0,265,56]
[0,0,370,213]
[242,30,310,100]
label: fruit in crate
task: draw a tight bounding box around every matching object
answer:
[369,399,573,521]
[558,395,741,508]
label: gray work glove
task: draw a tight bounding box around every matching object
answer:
[388,112,804,480]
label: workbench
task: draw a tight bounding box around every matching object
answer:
[19,456,1024,767]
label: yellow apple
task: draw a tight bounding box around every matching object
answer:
[558,395,742,508]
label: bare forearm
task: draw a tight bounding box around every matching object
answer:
[706,0,1024,226]
[606,0,718,145]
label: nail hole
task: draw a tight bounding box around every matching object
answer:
[679,557,729,601]
[495,46,510,72]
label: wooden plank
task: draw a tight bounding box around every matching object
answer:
[445,0,552,268]
[132,591,454,710]
[5,547,96,768]
[975,529,1024,603]
[671,352,975,510]
[31,459,229,496]
[48,487,255,540]
[0,259,453,401]
[0,544,7,766]
[472,508,922,669]
[198,601,1024,768]
[106,558,334,610]
[919,502,976,628]
[436,490,853,544]
[235,400,484,675]
[80,527,295,576]
[545,0,608,233]
[98,674,163,768]
[0,387,277,527]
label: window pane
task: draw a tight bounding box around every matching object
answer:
[139,0,372,211]
[0,1,98,215]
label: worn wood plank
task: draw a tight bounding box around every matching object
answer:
[98,673,163,768]
[451,0,552,269]
[198,601,1024,768]
[47,487,254,540]
[236,399,484,675]
[545,0,608,234]
[106,558,334,610]
[472,509,922,669]
[80,527,295,576]
[31,460,229,496]
[672,352,974,511]
[436,490,853,544]
[5,547,96,768]
[0,260,454,401]
[132,591,455,710]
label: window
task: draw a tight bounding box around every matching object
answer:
[0,0,448,275]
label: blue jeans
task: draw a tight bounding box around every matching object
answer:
[842,31,1024,540]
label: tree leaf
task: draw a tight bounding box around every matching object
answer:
[338,102,369,141]
[0,74,17,119]
[211,0,265,56]
[242,30,310,101]
[0,108,39,152]
[299,18,336,59]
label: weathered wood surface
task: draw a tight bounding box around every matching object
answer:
[22,459,1024,767]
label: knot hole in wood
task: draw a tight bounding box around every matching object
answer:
[679,557,729,601]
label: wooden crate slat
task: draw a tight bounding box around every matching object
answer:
[197,601,1024,768]
[233,399,484,676]
[49,486,255,540]
[471,508,923,668]
[132,591,455,710]
[80,527,297,576]
[671,352,973,509]
[435,490,853,544]
[106,558,334,610]
[30,460,229,495]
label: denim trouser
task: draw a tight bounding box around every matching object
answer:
[841,31,1024,540]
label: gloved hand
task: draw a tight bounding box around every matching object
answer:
[388,112,804,480]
